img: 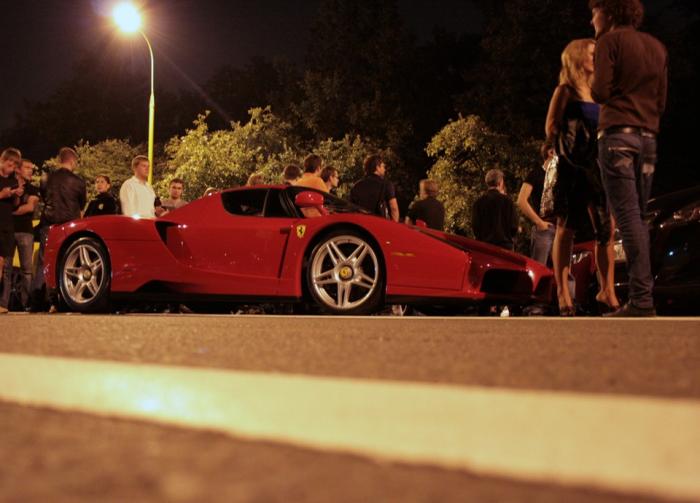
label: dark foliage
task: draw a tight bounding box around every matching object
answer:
[1,0,698,197]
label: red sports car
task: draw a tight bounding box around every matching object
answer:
[44,185,553,315]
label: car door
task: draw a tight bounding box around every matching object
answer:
[179,188,295,295]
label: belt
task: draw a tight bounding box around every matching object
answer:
[597,126,656,140]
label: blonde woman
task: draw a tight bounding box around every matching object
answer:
[545,38,618,316]
[246,172,265,187]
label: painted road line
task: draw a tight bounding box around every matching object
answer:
[1,352,699,501]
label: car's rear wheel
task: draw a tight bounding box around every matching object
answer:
[307,231,383,315]
[58,237,111,313]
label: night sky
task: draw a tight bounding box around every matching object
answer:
[1,0,484,130]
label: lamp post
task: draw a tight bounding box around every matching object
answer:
[112,2,155,184]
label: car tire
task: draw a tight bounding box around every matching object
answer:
[58,237,111,313]
[306,230,384,315]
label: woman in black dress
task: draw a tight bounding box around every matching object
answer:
[545,38,618,316]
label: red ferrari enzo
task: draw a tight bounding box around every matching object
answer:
[44,185,553,315]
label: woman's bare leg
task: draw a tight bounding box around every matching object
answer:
[594,216,620,308]
[552,218,575,310]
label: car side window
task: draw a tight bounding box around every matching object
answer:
[221,189,267,217]
[264,189,293,218]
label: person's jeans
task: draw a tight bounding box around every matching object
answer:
[0,232,34,309]
[598,132,656,309]
[530,224,555,266]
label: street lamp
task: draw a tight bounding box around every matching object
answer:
[112,2,155,184]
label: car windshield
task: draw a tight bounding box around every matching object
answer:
[285,186,370,216]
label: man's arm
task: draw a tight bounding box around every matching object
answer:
[405,202,416,225]
[120,182,136,216]
[517,183,551,230]
[12,195,39,216]
[591,36,615,104]
[388,197,399,222]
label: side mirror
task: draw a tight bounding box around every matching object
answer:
[294,191,325,208]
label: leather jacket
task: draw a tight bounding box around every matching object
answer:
[41,168,87,225]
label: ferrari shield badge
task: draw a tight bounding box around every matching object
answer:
[296,225,306,239]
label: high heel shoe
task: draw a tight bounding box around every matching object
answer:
[559,305,575,317]
[596,301,621,315]
[595,293,620,315]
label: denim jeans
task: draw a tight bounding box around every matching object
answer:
[530,224,555,266]
[0,232,34,309]
[598,132,656,309]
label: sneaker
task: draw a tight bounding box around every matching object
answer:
[603,302,656,318]
[0,306,8,314]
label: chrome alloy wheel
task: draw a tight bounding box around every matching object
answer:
[61,242,106,305]
[310,235,380,311]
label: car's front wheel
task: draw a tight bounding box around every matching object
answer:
[58,237,111,313]
[306,231,384,315]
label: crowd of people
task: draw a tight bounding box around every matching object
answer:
[0,149,190,313]
[0,146,443,313]
[474,0,666,317]
[0,0,665,318]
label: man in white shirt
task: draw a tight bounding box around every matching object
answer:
[120,155,163,218]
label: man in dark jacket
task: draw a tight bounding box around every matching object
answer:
[30,147,86,311]
[472,169,518,250]
[350,154,399,222]
[590,0,667,317]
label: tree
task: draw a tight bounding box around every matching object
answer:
[40,139,141,199]
[199,57,303,132]
[74,140,142,196]
[313,135,386,198]
[159,108,301,200]
[426,115,536,236]
[295,0,413,146]
[0,50,188,167]
[458,0,591,142]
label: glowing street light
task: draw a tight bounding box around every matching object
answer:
[112,2,155,184]
[112,2,141,33]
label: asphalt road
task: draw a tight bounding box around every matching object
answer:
[1,314,699,502]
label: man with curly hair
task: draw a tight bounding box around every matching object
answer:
[589,0,667,317]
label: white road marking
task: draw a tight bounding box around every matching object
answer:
[1,352,699,501]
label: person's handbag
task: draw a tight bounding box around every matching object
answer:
[539,153,558,219]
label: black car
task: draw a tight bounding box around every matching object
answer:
[572,185,700,314]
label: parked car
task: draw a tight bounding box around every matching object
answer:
[43,185,553,315]
[572,185,700,314]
